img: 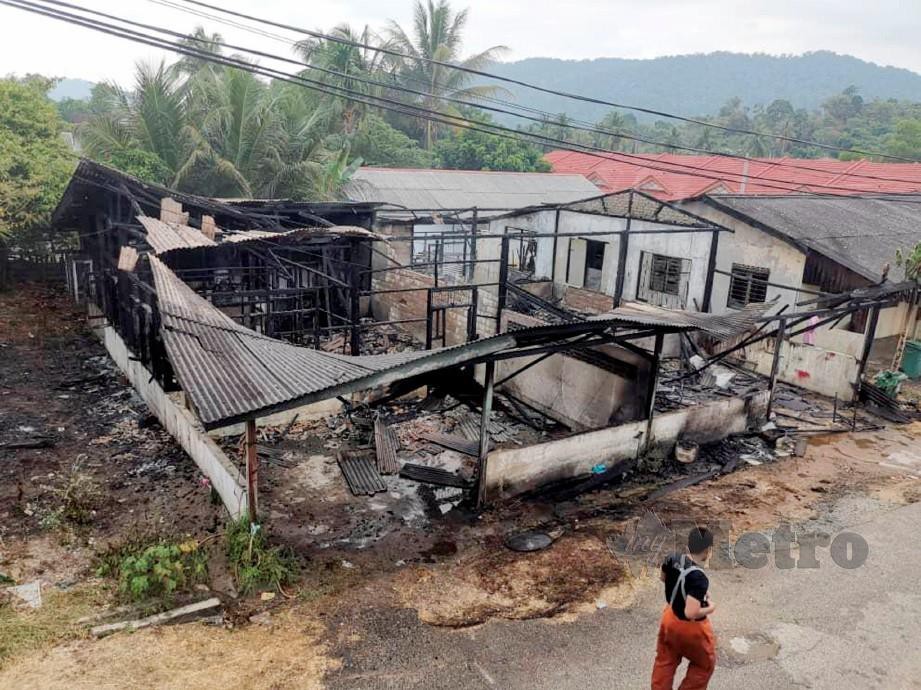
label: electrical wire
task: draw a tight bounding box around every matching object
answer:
[141,0,921,191]
[9,0,919,218]
[10,0,921,202]
[174,0,921,164]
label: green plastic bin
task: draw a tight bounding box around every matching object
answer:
[901,340,921,379]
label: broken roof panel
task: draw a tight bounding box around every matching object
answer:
[117,246,139,272]
[592,300,777,340]
[138,216,217,254]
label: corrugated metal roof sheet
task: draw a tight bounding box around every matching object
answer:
[592,300,777,340]
[704,194,921,282]
[342,168,600,218]
[138,216,217,254]
[219,225,385,246]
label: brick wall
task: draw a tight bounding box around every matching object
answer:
[562,285,615,314]
[371,268,489,346]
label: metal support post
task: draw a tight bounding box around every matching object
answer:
[495,235,510,333]
[643,333,664,452]
[766,317,787,419]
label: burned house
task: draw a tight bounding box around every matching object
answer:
[49,160,909,521]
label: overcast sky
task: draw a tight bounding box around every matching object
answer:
[2,0,920,85]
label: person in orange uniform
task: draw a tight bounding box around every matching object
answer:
[651,527,717,689]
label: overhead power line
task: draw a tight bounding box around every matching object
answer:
[140,0,921,191]
[8,0,921,202]
[174,0,921,164]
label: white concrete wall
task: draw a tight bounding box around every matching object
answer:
[738,339,860,401]
[97,322,248,518]
[681,201,809,315]
[483,391,769,501]
[480,209,714,312]
[498,311,650,430]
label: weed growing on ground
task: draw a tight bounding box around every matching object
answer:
[95,536,208,602]
[225,518,296,595]
[44,456,103,527]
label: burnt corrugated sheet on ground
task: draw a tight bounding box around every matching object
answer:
[338,452,387,496]
[373,417,401,475]
[399,463,471,489]
[421,432,493,457]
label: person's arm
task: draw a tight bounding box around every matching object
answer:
[684,594,715,620]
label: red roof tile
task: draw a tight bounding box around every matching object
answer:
[544,152,921,200]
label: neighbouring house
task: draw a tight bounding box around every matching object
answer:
[545,151,921,200]
[677,193,921,398]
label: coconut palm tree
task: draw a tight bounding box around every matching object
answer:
[171,27,226,80]
[386,0,508,149]
[295,24,396,136]
[79,60,188,183]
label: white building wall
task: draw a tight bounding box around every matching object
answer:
[681,201,808,315]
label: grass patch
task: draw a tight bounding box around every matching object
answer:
[0,586,100,668]
[225,519,296,595]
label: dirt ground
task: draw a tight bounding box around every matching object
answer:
[2,283,920,689]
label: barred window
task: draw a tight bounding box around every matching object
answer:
[728,263,770,308]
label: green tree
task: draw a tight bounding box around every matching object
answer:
[79,61,187,185]
[349,113,432,167]
[886,119,921,159]
[387,0,508,149]
[435,117,550,172]
[296,24,394,136]
[0,78,74,241]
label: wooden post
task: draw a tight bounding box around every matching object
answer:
[855,304,881,396]
[613,192,633,307]
[349,239,361,356]
[495,236,510,334]
[701,228,720,313]
[643,332,664,452]
[766,317,787,418]
[245,419,259,521]
[476,360,496,508]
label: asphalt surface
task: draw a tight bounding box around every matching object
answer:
[326,494,921,689]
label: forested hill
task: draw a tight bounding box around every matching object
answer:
[488,51,921,122]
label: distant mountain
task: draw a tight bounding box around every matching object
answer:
[48,78,94,102]
[487,51,921,122]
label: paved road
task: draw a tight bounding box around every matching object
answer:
[327,494,921,689]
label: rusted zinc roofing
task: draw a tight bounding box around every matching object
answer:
[593,300,777,340]
[117,246,139,272]
[138,216,217,254]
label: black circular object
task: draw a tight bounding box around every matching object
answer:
[505,531,553,552]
